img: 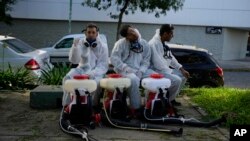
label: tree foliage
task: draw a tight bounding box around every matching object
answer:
[82,0,184,18]
[0,0,16,25]
[82,0,184,40]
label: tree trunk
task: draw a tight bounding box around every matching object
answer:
[0,0,15,25]
[116,0,130,41]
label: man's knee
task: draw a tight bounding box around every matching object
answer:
[93,76,103,83]
[167,74,182,88]
[175,76,182,85]
[128,74,140,86]
[142,69,156,78]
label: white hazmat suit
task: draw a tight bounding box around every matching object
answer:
[149,29,187,101]
[110,34,153,109]
[62,36,109,106]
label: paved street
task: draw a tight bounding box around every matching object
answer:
[224,71,250,89]
[218,57,250,89]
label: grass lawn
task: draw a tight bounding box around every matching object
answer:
[183,87,250,127]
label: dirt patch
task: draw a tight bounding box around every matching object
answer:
[0,91,229,141]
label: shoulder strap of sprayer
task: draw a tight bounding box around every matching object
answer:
[115,88,125,103]
[162,42,172,59]
[115,87,129,113]
[158,88,167,110]
[74,89,81,105]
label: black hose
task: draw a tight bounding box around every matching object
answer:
[181,117,226,127]
[109,117,183,135]
[60,109,99,141]
[144,109,227,127]
[102,90,183,135]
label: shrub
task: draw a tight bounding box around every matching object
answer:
[39,63,71,85]
[0,64,36,90]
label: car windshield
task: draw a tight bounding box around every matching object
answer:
[55,38,74,49]
[3,39,36,53]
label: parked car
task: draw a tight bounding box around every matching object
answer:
[41,34,108,66]
[106,43,224,88]
[0,35,53,78]
[40,33,223,87]
[169,44,224,87]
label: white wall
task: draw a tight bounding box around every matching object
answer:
[171,26,224,60]
[9,0,250,28]
[222,28,249,60]
[5,0,250,60]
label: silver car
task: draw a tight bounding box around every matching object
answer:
[0,35,53,78]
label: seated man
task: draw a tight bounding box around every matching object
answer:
[62,23,109,107]
[110,25,153,114]
[149,24,190,106]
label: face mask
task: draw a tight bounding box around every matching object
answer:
[130,40,143,53]
[162,43,172,59]
[84,38,97,48]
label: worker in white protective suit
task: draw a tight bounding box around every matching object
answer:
[149,24,190,106]
[62,23,109,108]
[110,25,155,115]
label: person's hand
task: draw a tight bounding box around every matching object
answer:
[180,67,190,78]
[73,38,80,47]
[124,67,136,74]
[87,71,95,79]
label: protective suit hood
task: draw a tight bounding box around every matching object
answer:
[152,29,161,41]
[134,28,142,42]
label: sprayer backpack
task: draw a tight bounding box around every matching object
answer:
[145,89,177,117]
[64,89,93,125]
[104,88,129,119]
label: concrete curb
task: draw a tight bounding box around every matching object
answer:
[223,68,250,72]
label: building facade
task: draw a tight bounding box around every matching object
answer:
[1,0,250,60]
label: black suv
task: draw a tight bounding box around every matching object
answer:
[170,44,224,87]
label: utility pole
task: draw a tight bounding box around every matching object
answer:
[69,0,72,34]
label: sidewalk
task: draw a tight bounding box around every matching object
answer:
[0,91,229,141]
[218,57,250,70]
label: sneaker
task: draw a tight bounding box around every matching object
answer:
[171,100,182,106]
